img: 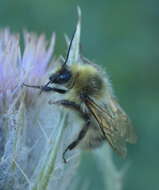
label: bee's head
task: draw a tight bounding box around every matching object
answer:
[45,20,77,87]
[49,66,72,85]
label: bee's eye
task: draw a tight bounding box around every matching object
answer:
[49,69,71,84]
[59,72,70,80]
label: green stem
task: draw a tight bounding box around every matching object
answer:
[31,112,67,190]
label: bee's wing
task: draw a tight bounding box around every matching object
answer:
[85,96,137,157]
[107,96,137,144]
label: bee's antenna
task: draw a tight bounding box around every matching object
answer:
[44,81,51,87]
[63,29,76,67]
[63,6,81,66]
[39,81,51,94]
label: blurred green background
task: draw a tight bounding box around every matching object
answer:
[0,0,158,189]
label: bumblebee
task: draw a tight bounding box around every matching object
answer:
[23,16,137,163]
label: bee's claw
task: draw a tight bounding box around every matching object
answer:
[63,157,67,164]
[63,151,68,164]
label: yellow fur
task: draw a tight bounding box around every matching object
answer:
[67,64,106,103]
[70,64,97,76]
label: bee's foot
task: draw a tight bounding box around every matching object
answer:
[63,157,68,164]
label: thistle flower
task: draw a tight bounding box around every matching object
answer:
[0,27,80,190]
[0,9,127,190]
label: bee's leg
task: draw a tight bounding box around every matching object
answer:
[49,100,81,111]
[63,119,90,163]
[49,99,90,163]
[23,83,67,94]
[41,87,67,94]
